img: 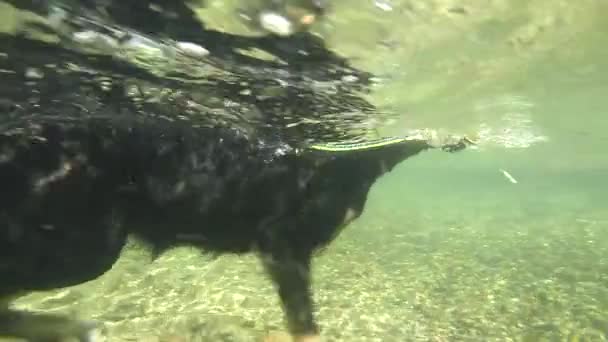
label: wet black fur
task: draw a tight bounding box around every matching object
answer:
[0,115,437,339]
[0,1,466,340]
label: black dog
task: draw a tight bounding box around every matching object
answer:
[0,2,470,341]
[0,117,468,342]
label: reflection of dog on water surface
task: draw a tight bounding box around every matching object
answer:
[0,1,471,341]
[5,0,328,37]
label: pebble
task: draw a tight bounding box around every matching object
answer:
[176,41,209,58]
[259,11,294,37]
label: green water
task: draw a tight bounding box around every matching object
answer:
[3,0,608,341]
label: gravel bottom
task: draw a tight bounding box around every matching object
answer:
[5,194,608,342]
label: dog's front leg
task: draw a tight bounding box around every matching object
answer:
[261,248,321,342]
